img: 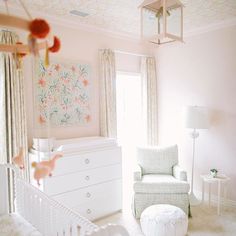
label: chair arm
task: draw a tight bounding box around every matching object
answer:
[173,165,187,181]
[133,164,142,181]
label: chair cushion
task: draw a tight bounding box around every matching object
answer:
[137,145,178,175]
[134,174,190,194]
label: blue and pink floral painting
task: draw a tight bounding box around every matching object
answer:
[35,60,91,127]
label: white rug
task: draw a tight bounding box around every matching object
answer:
[0,214,42,236]
[95,204,236,236]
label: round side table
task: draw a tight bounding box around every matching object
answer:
[200,174,230,215]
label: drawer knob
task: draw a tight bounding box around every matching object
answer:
[87,209,91,214]
[85,176,90,181]
[86,192,91,198]
[85,158,90,164]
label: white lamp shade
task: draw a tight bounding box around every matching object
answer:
[184,106,209,129]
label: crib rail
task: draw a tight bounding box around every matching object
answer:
[2,164,129,236]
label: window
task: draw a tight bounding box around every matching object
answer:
[116,72,142,209]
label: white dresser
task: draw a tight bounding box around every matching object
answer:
[29,137,122,221]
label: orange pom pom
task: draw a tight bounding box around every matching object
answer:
[49,36,61,53]
[29,19,50,39]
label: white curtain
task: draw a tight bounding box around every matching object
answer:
[0,30,28,212]
[141,57,158,146]
[99,49,117,138]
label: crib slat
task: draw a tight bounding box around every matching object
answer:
[55,208,61,236]
[2,164,129,236]
[24,185,30,220]
[70,222,78,236]
[29,192,33,224]
[32,194,37,227]
[48,205,53,236]
[38,197,42,232]
[62,219,69,236]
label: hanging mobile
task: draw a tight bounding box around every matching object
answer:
[0,0,61,56]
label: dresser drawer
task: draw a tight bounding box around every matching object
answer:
[52,147,121,176]
[53,179,122,208]
[73,189,122,221]
[44,164,122,195]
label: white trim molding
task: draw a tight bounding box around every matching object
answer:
[184,18,236,38]
[114,50,151,58]
[116,71,141,77]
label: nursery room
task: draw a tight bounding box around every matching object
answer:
[0,0,236,236]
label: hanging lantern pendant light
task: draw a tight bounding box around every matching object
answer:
[139,0,184,45]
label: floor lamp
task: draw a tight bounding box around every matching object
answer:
[185,106,209,206]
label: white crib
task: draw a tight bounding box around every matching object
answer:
[0,164,129,236]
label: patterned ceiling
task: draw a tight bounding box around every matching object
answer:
[1,0,236,36]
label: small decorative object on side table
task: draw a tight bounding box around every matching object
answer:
[210,168,218,178]
[201,173,230,215]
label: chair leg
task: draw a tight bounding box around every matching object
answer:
[188,204,192,218]
[131,195,136,218]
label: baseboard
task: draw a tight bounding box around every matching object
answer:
[194,190,236,209]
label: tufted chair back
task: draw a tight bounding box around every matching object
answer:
[136,145,178,175]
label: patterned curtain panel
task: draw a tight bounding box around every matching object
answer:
[0,30,28,212]
[99,49,117,138]
[141,57,158,146]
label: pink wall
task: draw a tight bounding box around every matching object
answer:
[156,26,236,201]
[21,23,152,145]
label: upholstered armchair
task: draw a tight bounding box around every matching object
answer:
[132,145,190,218]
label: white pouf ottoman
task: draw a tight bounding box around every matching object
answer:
[140,204,188,236]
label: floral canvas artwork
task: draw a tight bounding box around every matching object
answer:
[36,60,91,127]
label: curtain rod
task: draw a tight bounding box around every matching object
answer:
[114,50,152,58]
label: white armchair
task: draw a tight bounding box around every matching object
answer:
[132,145,190,218]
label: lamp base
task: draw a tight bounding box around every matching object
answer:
[189,191,201,206]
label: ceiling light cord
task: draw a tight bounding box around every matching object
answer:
[18,0,33,20]
[4,0,10,15]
